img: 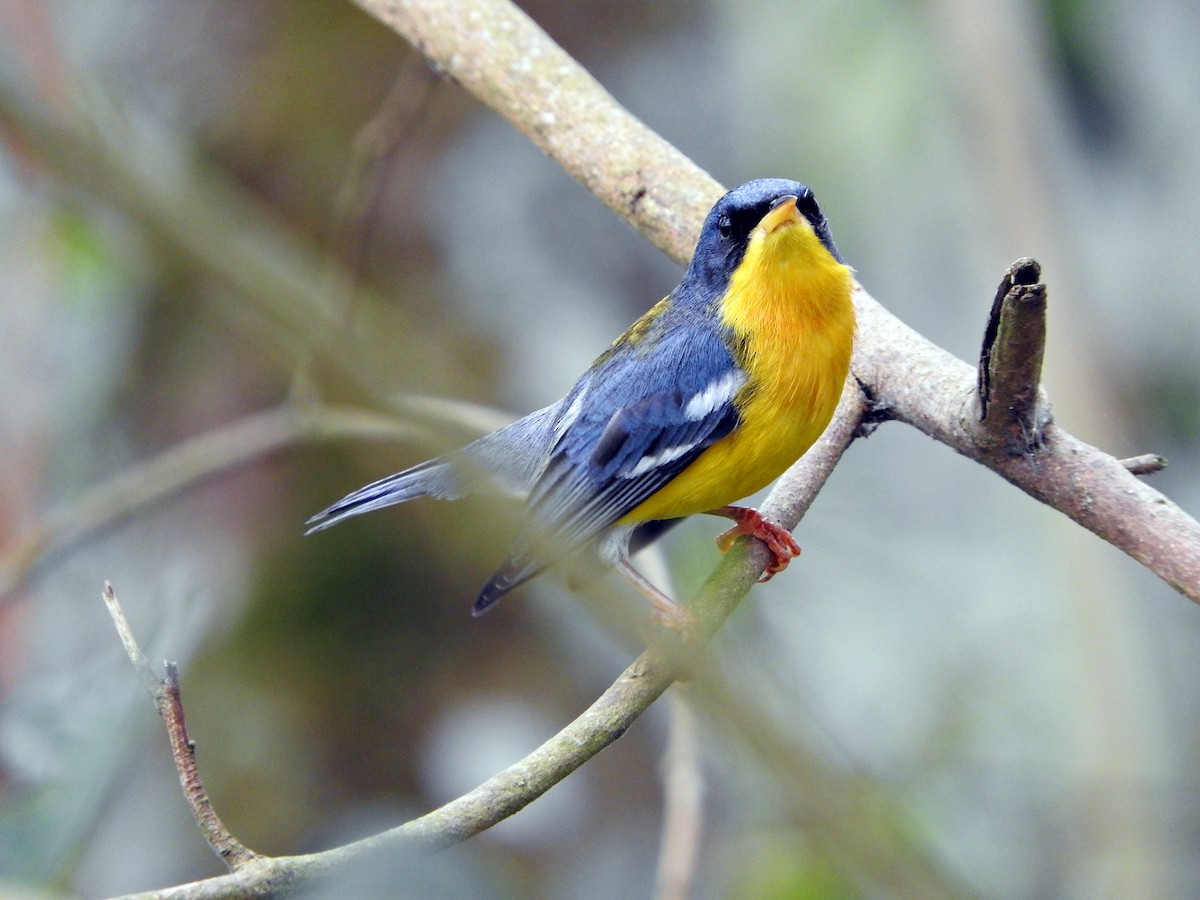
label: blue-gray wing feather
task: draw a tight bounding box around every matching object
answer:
[475,318,744,613]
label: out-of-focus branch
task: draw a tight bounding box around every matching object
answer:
[654,692,704,900]
[0,396,523,605]
[325,54,437,308]
[0,71,449,406]
[0,404,419,603]
[352,0,1200,605]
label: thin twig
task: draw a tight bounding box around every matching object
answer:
[102,583,256,871]
[1120,454,1168,476]
[160,662,257,870]
[325,53,436,320]
[102,580,160,698]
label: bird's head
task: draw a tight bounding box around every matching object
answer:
[682,178,845,302]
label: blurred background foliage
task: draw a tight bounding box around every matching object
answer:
[0,0,1198,897]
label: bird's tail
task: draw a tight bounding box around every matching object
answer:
[305,457,461,534]
[474,551,547,616]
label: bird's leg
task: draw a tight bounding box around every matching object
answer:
[616,558,697,632]
[709,506,801,582]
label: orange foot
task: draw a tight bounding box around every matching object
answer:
[712,506,802,582]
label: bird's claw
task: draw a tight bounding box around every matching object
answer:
[714,507,802,582]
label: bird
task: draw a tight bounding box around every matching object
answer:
[307,178,856,624]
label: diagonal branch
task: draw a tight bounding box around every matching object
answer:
[354,0,723,259]
[851,295,1200,601]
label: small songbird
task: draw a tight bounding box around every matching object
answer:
[307,178,856,622]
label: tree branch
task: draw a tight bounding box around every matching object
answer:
[352,0,1200,605]
[852,293,1200,600]
[324,53,437,319]
[353,1,722,261]
[99,576,678,898]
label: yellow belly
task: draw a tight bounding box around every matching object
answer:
[621,333,850,521]
[620,220,855,524]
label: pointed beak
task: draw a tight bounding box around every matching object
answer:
[757,195,802,234]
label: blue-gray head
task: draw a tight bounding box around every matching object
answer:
[681,178,844,300]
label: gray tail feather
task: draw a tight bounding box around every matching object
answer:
[305,458,460,535]
[473,552,547,616]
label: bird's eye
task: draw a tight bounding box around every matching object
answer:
[717,214,732,239]
[796,190,821,222]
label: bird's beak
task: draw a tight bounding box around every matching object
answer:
[757,195,802,234]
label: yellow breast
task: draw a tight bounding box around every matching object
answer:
[621,217,855,523]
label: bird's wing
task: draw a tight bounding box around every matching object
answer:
[475,323,745,612]
[533,372,744,543]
